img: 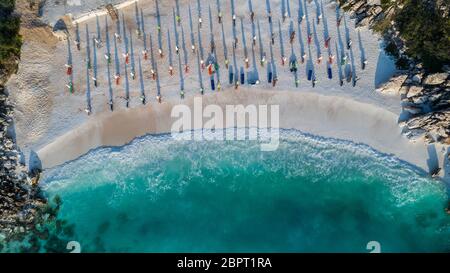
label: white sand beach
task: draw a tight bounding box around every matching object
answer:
[6,0,449,180]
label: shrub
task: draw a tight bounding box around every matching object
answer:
[0,0,22,73]
[395,0,450,72]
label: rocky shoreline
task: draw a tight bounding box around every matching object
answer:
[342,0,390,28]
[341,0,449,145]
[0,85,45,241]
[0,0,47,244]
[0,88,72,251]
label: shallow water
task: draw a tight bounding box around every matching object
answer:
[42,130,450,252]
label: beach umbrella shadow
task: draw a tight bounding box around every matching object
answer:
[358,30,366,69]
[344,63,352,82]
[374,50,397,88]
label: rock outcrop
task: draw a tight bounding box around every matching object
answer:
[402,111,450,144]
[380,67,450,144]
[400,70,450,144]
[339,0,392,27]
[376,73,408,95]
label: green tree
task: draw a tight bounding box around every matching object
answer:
[395,0,450,71]
[0,0,22,75]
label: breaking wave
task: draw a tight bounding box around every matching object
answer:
[42,129,450,252]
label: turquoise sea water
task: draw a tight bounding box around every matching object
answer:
[42,130,450,253]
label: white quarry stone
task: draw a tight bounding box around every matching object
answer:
[423,73,448,85]
[376,74,407,95]
[412,74,422,83]
[406,86,424,98]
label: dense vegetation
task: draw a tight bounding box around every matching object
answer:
[395,0,450,72]
[0,0,22,79]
